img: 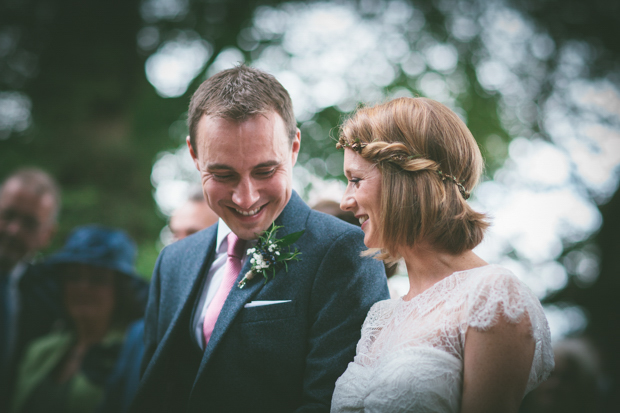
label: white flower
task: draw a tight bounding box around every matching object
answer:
[247,247,256,254]
[275,251,280,256]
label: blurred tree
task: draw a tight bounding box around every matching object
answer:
[507,0,620,409]
[0,0,263,274]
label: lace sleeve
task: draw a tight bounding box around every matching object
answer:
[466,269,532,330]
[465,267,555,393]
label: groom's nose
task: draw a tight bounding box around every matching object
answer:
[232,178,260,210]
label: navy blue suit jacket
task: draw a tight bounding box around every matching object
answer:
[0,263,62,410]
[132,192,389,412]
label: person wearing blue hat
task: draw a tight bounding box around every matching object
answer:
[10,225,148,413]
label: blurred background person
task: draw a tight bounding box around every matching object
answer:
[10,225,147,413]
[520,337,607,413]
[0,168,62,410]
[169,188,218,241]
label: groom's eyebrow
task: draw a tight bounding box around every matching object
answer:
[206,163,233,170]
[207,160,280,170]
[254,161,280,168]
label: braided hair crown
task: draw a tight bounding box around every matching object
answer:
[337,131,471,200]
[337,97,488,258]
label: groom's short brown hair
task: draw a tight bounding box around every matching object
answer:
[188,65,297,153]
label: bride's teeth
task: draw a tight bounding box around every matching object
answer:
[359,216,368,225]
[236,206,261,216]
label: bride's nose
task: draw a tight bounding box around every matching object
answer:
[340,188,355,212]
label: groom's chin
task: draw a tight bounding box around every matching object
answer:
[224,207,274,241]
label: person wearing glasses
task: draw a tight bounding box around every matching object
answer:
[0,168,61,411]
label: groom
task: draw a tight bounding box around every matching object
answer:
[131,66,389,412]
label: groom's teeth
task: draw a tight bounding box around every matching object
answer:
[236,206,261,216]
[359,216,368,225]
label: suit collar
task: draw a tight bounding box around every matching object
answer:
[141,225,218,384]
[273,190,309,236]
[190,190,310,394]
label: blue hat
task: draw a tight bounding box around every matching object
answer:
[47,225,137,278]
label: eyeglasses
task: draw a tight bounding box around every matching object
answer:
[0,208,42,233]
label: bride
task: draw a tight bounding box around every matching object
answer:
[331,97,554,412]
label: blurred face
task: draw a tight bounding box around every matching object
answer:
[169,200,219,241]
[0,180,55,271]
[62,264,116,322]
[340,149,383,248]
[188,112,300,240]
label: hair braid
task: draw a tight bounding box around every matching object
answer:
[362,142,439,172]
[340,138,471,199]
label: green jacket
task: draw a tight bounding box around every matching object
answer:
[12,329,124,413]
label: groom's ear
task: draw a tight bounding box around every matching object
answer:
[290,128,301,167]
[187,135,201,171]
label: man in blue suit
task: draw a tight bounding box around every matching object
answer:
[0,168,62,410]
[132,66,389,412]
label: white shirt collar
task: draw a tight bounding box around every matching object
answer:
[8,261,28,287]
[215,218,232,253]
[215,218,257,254]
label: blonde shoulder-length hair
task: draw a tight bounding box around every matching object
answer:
[338,97,490,261]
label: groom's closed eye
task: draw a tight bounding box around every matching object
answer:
[253,168,276,178]
[212,173,234,180]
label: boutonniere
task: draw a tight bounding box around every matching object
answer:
[238,223,305,289]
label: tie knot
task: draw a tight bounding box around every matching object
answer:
[226,232,245,259]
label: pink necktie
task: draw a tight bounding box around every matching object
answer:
[202,232,245,346]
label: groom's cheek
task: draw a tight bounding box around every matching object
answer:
[203,181,232,219]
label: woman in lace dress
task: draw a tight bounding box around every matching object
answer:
[331,97,554,413]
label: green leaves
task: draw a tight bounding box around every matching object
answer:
[238,223,305,289]
[278,230,305,247]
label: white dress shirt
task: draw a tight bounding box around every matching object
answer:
[192,219,252,350]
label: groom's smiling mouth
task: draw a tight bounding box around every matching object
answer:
[232,204,266,217]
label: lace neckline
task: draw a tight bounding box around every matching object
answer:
[399,264,494,304]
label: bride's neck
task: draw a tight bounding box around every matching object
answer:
[400,242,487,300]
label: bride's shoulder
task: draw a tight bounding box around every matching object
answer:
[463,264,547,329]
[462,265,555,391]
[462,264,532,295]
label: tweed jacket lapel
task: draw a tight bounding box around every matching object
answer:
[190,191,309,392]
[142,225,218,384]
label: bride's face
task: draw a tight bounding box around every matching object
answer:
[341,149,383,248]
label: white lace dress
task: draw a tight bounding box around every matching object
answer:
[331,265,554,413]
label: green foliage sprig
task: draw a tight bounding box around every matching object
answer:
[238,223,304,289]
